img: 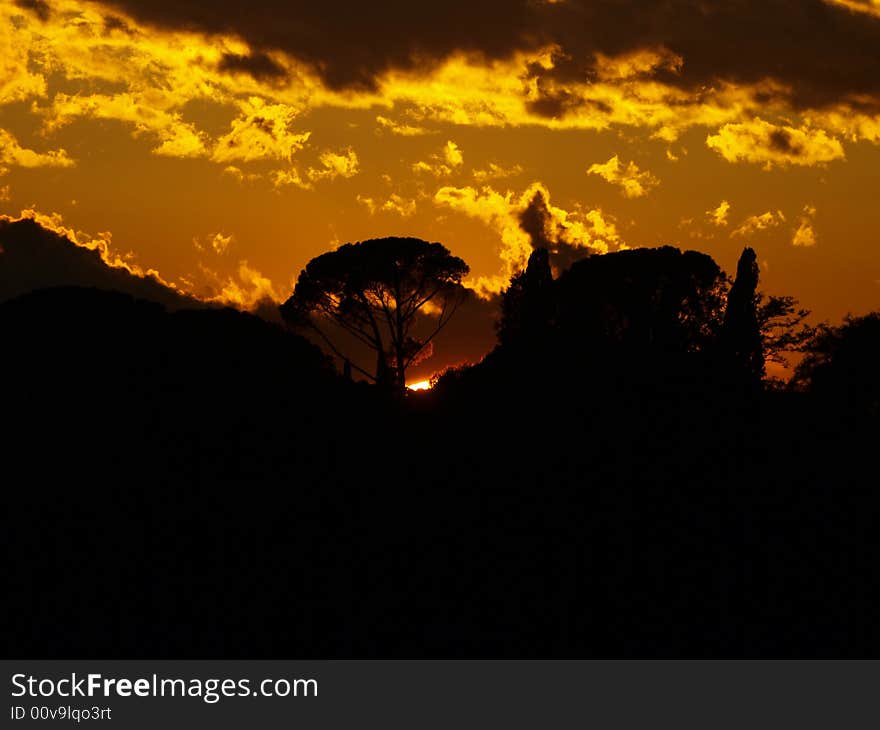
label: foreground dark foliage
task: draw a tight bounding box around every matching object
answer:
[3,281,878,657]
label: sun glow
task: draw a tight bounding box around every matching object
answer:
[406,380,432,391]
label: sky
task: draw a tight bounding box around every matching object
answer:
[2,0,880,376]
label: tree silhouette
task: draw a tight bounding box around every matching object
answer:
[722,247,763,379]
[792,311,880,415]
[554,246,728,354]
[497,247,555,348]
[280,237,469,394]
[756,293,814,369]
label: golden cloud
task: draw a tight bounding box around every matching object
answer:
[0,128,74,168]
[824,0,880,18]
[587,155,659,198]
[413,140,465,177]
[45,93,208,158]
[199,260,283,309]
[8,1,322,164]
[194,232,234,255]
[732,210,786,237]
[472,162,524,182]
[375,115,430,136]
[792,205,818,247]
[434,181,623,296]
[379,50,767,141]
[310,148,359,181]
[0,9,46,104]
[212,97,310,163]
[272,147,359,189]
[270,168,308,189]
[592,47,683,81]
[707,200,731,227]
[222,165,262,183]
[805,107,880,144]
[444,141,464,168]
[706,118,845,168]
[73,0,880,116]
[6,0,876,181]
[357,193,417,217]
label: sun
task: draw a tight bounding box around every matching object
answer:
[406,380,432,392]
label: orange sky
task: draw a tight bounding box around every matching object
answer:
[2,0,879,376]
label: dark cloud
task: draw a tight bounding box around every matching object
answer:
[547,1,880,111]
[102,14,134,34]
[519,189,598,273]
[768,129,804,156]
[218,52,288,82]
[100,0,880,110]
[524,85,582,119]
[519,190,555,251]
[0,218,202,310]
[101,0,544,90]
[536,0,880,112]
[14,0,51,21]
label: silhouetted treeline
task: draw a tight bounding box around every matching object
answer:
[3,245,879,657]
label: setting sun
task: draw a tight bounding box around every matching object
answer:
[406,380,432,392]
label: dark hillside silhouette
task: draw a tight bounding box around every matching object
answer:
[0,218,202,310]
[3,230,879,659]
